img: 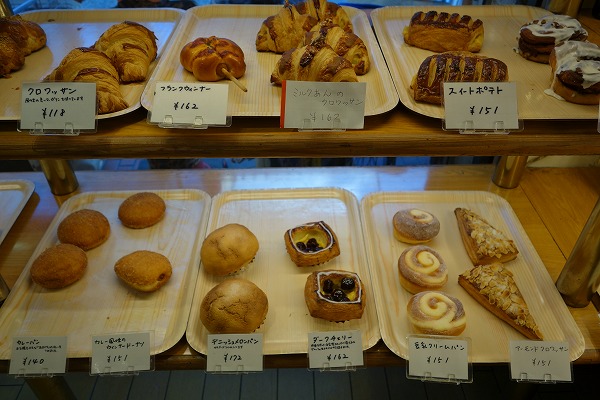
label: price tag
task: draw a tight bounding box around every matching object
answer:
[281,81,366,130]
[91,332,151,374]
[308,330,363,369]
[20,82,97,132]
[149,81,228,126]
[206,334,263,372]
[443,82,519,132]
[509,340,571,382]
[9,336,67,376]
[407,335,470,382]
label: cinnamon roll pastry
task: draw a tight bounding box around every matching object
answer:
[392,208,440,244]
[407,291,467,336]
[398,245,447,294]
[549,40,600,105]
[518,14,587,64]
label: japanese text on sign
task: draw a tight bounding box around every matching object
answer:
[407,336,470,382]
[207,333,263,373]
[91,332,151,374]
[308,330,363,369]
[10,336,68,376]
[509,340,571,382]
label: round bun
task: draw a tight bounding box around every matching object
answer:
[30,243,88,289]
[114,250,172,292]
[118,192,166,229]
[57,209,110,251]
[392,208,440,244]
[549,40,600,105]
[180,36,246,82]
[200,278,268,334]
[304,270,365,322]
[398,245,447,294]
[200,223,259,276]
[407,291,466,336]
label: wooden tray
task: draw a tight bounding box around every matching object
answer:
[186,188,380,355]
[0,189,211,359]
[360,190,584,362]
[1,8,184,121]
[141,4,398,117]
[370,5,599,120]
[0,180,34,247]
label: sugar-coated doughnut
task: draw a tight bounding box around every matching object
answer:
[392,208,440,244]
[118,192,166,229]
[57,209,110,251]
[114,250,172,292]
[30,243,88,289]
[407,291,466,336]
[398,245,447,294]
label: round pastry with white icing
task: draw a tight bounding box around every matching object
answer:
[549,40,600,105]
[398,245,447,294]
[407,291,467,336]
[518,14,588,64]
[392,208,440,244]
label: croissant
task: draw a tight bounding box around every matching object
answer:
[256,0,318,53]
[94,21,157,83]
[411,51,508,105]
[44,47,128,114]
[0,33,25,77]
[305,19,369,75]
[180,36,246,82]
[295,0,353,32]
[0,15,46,77]
[271,41,358,85]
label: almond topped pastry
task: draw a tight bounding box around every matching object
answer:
[454,207,518,266]
[458,262,543,340]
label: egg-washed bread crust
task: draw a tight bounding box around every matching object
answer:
[458,262,543,340]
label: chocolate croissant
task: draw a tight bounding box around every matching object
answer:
[180,36,246,82]
[44,47,128,114]
[94,21,157,83]
[256,0,318,53]
[271,40,358,85]
[411,51,508,105]
[305,19,369,75]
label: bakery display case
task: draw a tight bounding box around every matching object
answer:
[0,3,599,394]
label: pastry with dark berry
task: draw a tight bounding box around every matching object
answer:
[284,221,340,267]
[304,270,365,322]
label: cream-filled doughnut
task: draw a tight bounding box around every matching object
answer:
[407,291,467,336]
[398,245,447,294]
[392,208,440,244]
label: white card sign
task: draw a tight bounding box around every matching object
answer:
[20,82,97,132]
[407,336,470,382]
[10,336,67,376]
[308,330,363,369]
[149,81,228,126]
[91,332,151,374]
[443,82,519,132]
[206,334,263,372]
[281,81,366,130]
[510,341,571,382]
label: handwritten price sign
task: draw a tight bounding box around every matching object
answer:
[308,330,363,369]
[10,336,67,376]
[510,341,571,382]
[206,334,263,372]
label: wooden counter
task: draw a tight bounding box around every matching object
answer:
[0,165,598,372]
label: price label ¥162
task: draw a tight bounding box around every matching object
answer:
[308,330,363,369]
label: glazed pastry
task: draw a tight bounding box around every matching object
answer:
[398,245,447,294]
[458,262,543,340]
[30,243,88,289]
[94,21,158,83]
[118,192,166,229]
[284,221,340,267]
[403,11,484,53]
[271,40,358,85]
[256,0,318,53]
[180,36,246,82]
[57,208,111,251]
[392,208,440,244]
[518,14,587,64]
[406,290,467,336]
[549,40,600,105]
[305,19,370,75]
[44,47,128,114]
[0,15,46,77]
[114,250,172,292]
[411,51,508,105]
[200,223,259,276]
[454,207,518,266]
[304,269,365,322]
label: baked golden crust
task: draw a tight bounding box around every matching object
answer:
[294,0,353,33]
[406,290,466,336]
[180,36,246,82]
[200,278,268,334]
[403,11,484,53]
[57,209,111,251]
[458,262,543,340]
[392,208,440,244]
[0,15,46,77]
[256,1,318,53]
[304,269,365,322]
[398,245,447,294]
[118,192,166,229]
[549,40,600,105]
[284,221,340,267]
[200,223,259,276]
[411,51,508,105]
[454,207,518,266]
[30,243,88,289]
[114,250,172,292]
